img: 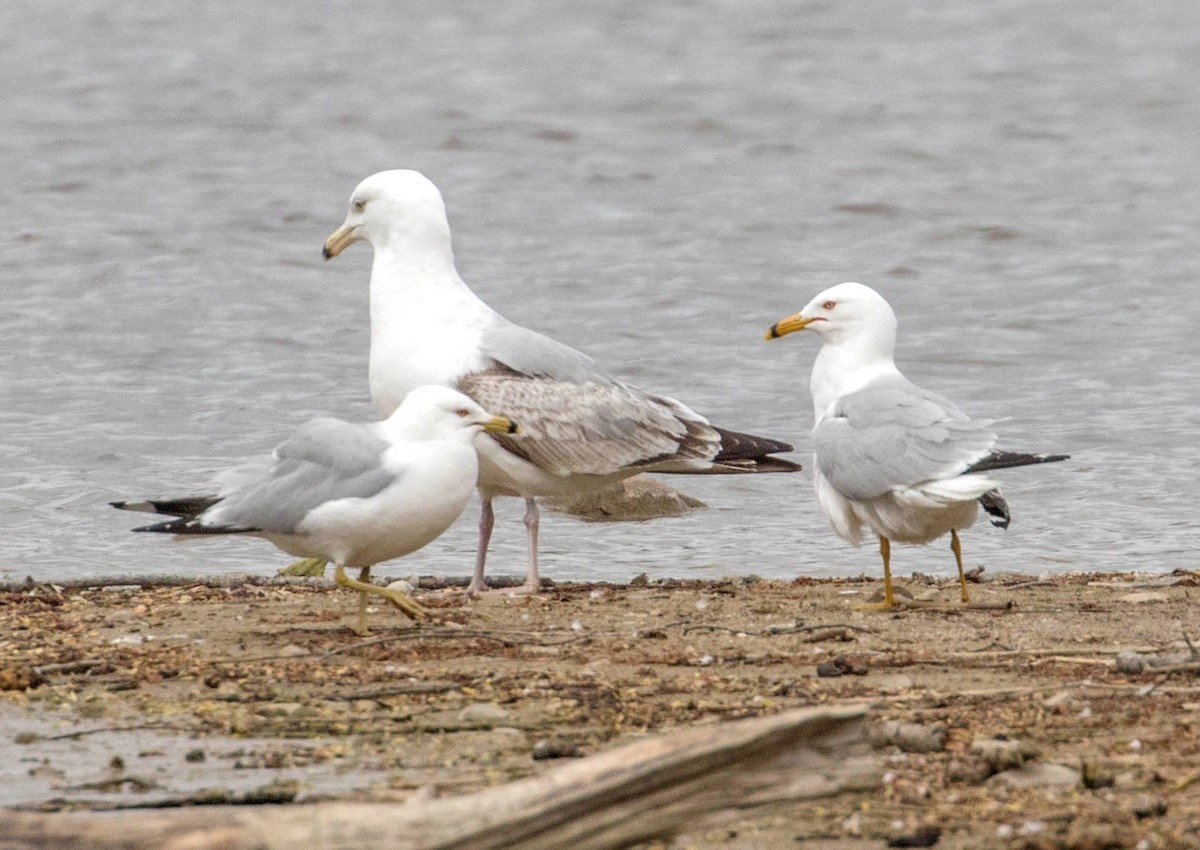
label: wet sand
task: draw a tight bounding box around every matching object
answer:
[2,571,1198,848]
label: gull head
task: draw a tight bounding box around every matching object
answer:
[323,170,451,260]
[385,385,519,443]
[765,282,897,348]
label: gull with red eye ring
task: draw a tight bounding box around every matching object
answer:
[766,282,1068,609]
[112,386,519,634]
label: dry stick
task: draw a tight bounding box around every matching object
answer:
[680,623,876,638]
[892,599,1014,612]
[949,646,1160,660]
[31,722,184,742]
[0,705,874,850]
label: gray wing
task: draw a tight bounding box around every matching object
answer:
[814,377,997,501]
[478,314,615,385]
[458,366,720,476]
[204,418,396,533]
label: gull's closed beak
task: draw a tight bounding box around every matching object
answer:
[764,312,819,340]
[323,223,358,260]
[483,415,520,435]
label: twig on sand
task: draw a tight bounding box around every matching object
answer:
[24,723,184,743]
[314,628,590,661]
[681,622,877,638]
[892,598,1014,612]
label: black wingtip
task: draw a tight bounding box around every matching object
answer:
[711,427,800,472]
[966,451,1070,475]
[979,489,1011,529]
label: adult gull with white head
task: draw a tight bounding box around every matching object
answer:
[113,386,519,632]
[765,282,1067,608]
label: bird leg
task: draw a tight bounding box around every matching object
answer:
[468,497,544,597]
[333,564,427,635]
[356,565,371,636]
[465,495,495,595]
[951,529,971,604]
[517,496,542,594]
[856,536,896,611]
[277,557,328,578]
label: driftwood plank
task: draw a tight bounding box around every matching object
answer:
[0,704,873,850]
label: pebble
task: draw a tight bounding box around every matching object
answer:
[386,579,416,594]
[1126,793,1167,819]
[531,739,583,760]
[816,655,868,677]
[885,825,941,848]
[1118,591,1170,604]
[986,762,1080,789]
[458,702,511,724]
[871,721,946,754]
[970,736,1040,772]
[1114,651,1147,674]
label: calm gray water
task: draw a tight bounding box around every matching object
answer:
[3,0,1198,584]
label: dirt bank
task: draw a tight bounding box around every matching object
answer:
[1,570,1198,848]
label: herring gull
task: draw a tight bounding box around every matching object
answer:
[322,169,801,594]
[112,386,519,633]
[765,282,1067,608]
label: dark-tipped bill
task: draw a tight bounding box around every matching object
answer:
[483,415,520,435]
[323,224,357,260]
[765,313,818,340]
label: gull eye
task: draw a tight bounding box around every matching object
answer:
[455,408,471,418]
[822,300,837,310]
[351,198,366,213]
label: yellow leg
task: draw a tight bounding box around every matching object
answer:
[856,536,896,611]
[357,566,371,635]
[881,536,894,608]
[278,557,328,578]
[951,529,971,604]
[333,564,428,634]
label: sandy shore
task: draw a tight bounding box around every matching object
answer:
[2,570,1198,848]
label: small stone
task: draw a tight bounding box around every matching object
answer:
[1118,591,1170,604]
[1114,651,1146,674]
[986,762,1080,789]
[1042,690,1075,710]
[532,739,583,760]
[970,736,1040,772]
[386,579,416,594]
[871,721,946,753]
[873,674,915,693]
[458,702,511,725]
[184,749,206,763]
[816,655,869,677]
[946,757,992,784]
[1127,793,1167,819]
[886,825,941,848]
[276,644,308,658]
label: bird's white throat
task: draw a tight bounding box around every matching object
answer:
[368,247,494,417]
[809,339,902,421]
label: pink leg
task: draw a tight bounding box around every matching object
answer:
[520,497,541,593]
[465,494,494,596]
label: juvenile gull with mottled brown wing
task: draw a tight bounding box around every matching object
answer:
[322,170,800,594]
